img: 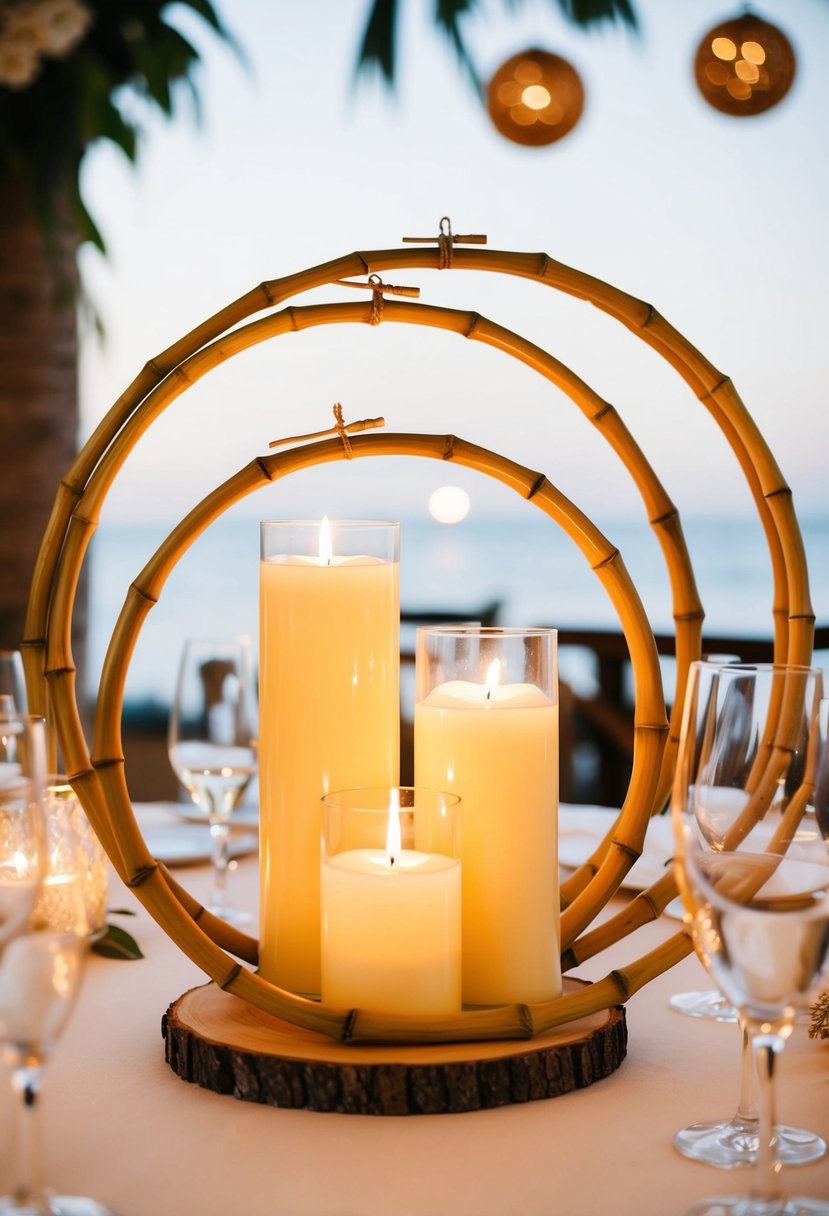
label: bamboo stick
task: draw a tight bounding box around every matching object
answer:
[529,929,693,1036]
[562,869,679,969]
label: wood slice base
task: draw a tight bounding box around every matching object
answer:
[162,980,627,1116]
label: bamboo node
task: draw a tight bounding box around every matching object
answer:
[219,963,243,991]
[402,216,488,268]
[268,406,385,456]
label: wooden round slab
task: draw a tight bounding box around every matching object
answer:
[162,980,627,1116]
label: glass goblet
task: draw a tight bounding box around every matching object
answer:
[672,660,826,1169]
[672,661,829,1216]
[168,636,258,926]
[670,655,741,1027]
[0,651,27,716]
[0,713,116,1215]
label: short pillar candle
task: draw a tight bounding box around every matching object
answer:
[320,787,461,1015]
[258,519,400,996]
[414,626,560,1006]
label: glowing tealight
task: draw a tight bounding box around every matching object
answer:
[428,485,471,524]
[522,84,551,110]
[712,37,737,61]
[385,787,401,861]
[318,515,333,564]
[484,659,502,699]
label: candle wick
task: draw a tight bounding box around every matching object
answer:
[486,687,492,701]
[390,854,395,867]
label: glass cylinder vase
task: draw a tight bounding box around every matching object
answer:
[321,786,461,1015]
[414,626,559,1006]
[258,519,400,996]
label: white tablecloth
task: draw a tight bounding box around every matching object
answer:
[2,807,827,1216]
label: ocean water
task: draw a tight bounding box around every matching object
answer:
[85,513,829,712]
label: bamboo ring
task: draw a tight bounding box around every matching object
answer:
[86,429,668,1044]
[21,244,814,1043]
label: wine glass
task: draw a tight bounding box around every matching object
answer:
[0,711,45,959]
[672,661,829,1216]
[0,651,27,715]
[670,653,741,1026]
[672,658,825,1170]
[168,637,258,926]
[0,712,117,1215]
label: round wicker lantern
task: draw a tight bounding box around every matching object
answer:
[486,49,585,146]
[693,11,796,117]
[21,234,814,1057]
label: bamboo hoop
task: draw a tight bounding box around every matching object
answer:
[33,296,703,820]
[23,248,813,710]
[21,242,814,1043]
[80,430,667,1041]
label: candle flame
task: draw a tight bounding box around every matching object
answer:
[319,515,333,565]
[386,787,401,865]
[484,658,501,700]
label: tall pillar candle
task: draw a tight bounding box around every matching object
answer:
[414,626,560,1006]
[259,519,399,996]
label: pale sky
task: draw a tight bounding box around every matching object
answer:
[77,0,829,540]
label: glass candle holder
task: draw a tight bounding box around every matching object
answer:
[321,786,461,1015]
[414,626,560,1006]
[35,778,109,938]
[258,519,400,997]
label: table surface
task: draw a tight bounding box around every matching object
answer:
[2,806,827,1216]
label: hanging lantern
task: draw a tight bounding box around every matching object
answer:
[486,48,585,147]
[693,11,796,117]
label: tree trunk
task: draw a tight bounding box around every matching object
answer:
[0,178,84,667]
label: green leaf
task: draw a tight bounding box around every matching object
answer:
[92,923,145,961]
[355,0,400,84]
[433,0,484,96]
[556,0,639,31]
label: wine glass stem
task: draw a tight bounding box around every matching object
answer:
[749,1027,786,1206]
[736,1012,757,1124]
[209,818,230,910]
[10,1062,50,1212]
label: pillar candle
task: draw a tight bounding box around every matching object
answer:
[415,663,560,1005]
[259,520,399,996]
[321,803,461,1015]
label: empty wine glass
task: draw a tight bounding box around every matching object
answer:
[671,654,740,1027]
[0,712,116,1215]
[672,661,829,1216]
[672,658,825,1170]
[0,651,27,715]
[168,637,258,925]
[0,712,45,959]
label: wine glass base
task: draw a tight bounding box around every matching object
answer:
[685,1197,829,1215]
[0,1196,119,1215]
[675,1118,827,1169]
[670,990,738,1022]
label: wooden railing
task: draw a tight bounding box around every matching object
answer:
[555,625,829,805]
